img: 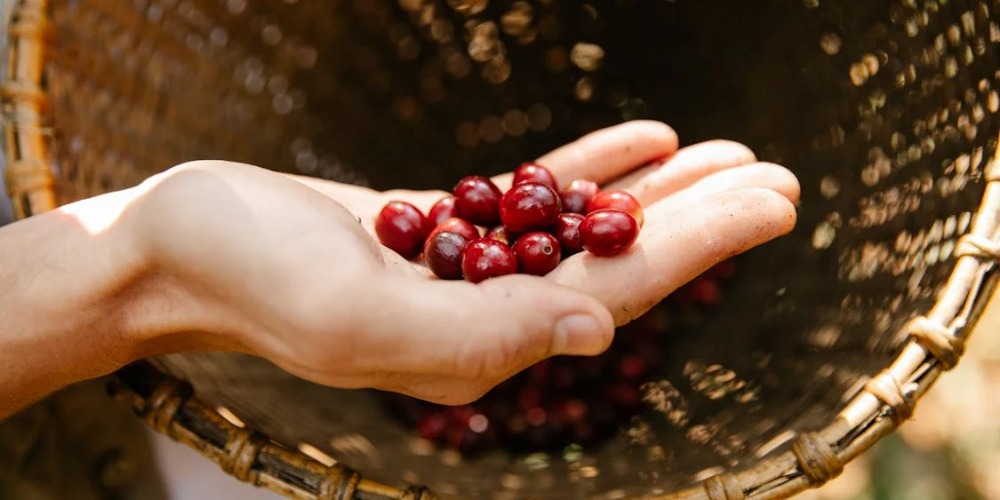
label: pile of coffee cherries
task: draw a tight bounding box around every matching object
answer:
[374,162,643,282]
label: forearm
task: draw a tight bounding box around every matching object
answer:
[0,189,155,417]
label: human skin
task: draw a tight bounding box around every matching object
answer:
[0,121,799,419]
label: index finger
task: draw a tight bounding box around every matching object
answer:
[492,120,679,191]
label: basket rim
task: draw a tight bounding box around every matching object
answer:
[3,0,1000,498]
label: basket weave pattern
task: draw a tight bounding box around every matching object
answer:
[4,0,1000,498]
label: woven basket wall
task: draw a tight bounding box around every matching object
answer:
[4,0,1000,499]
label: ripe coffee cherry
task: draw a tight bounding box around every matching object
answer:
[418,411,448,441]
[424,231,469,280]
[513,232,561,276]
[428,196,457,225]
[430,217,479,242]
[500,182,561,233]
[553,213,584,256]
[586,190,644,227]
[462,238,518,283]
[688,277,721,305]
[453,176,503,226]
[618,355,648,380]
[375,201,430,258]
[512,162,557,190]
[560,179,599,214]
[707,259,737,279]
[579,209,639,257]
[486,225,513,245]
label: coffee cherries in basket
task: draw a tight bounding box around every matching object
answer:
[384,257,738,454]
[375,162,642,281]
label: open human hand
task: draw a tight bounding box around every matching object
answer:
[240,120,796,403]
[289,120,800,325]
[0,121,798,417]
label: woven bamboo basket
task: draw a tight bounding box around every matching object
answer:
[3,0,1000,498]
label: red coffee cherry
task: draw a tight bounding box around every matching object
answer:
[688,277,721,305]
[579,209,639,257]
[553,213,585,256]
[486,225,513,245]
[424,231,469,280]
[512,162,558,190]
[428,195,458,226]
[512,232,561,276]
[499,182,561,233]
[418,410,448,441]
[586,190,644,227]
[560,179,599,214]
[461,238,518,283]
[453,176,503,226]
[429,217,479,242]
[375,201,430,259]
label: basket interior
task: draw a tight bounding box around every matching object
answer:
[30,0,1000,497]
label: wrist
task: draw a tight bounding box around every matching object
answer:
[115,168,262,359]
[110,181,251,361]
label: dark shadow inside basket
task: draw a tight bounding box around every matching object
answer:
[42,0,997,498]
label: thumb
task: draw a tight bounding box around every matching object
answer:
[356,274,615,380]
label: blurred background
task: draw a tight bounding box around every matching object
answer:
[802,290,1000,500]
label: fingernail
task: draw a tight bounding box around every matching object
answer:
[553,314,608,355]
